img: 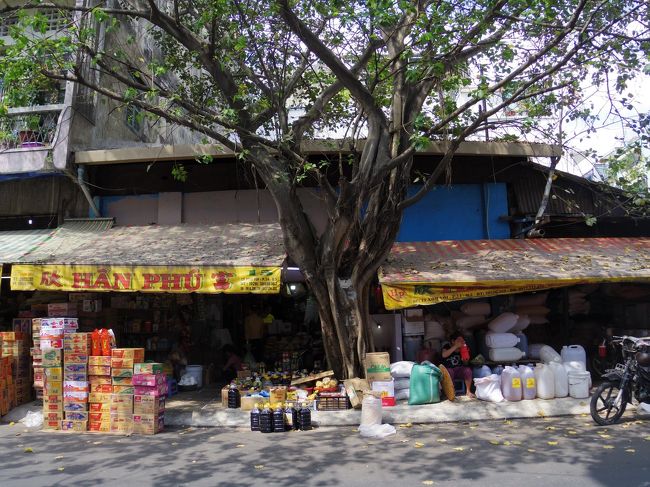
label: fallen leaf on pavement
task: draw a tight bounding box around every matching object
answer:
[545,426,556,431]
[603,445,615,449]
[512,440,522,445]
[580,413,588,417]
[57,467,65,472]
[566,430,577,435]
[24,448,33,453]
[414,442,425,448]
[9,422,15,426]
[625,449,635,453]
[452,447,465,452]
[644,436,650,441]
[599,434,612,439]
[489,440,500,445]
[400,440,409,443]
[547,441,558,446]
[55,455,64,460]
[236,444,245,448]
[436,439,447,443]
[537,411,547,418]
[503,441,511,446]
[399,423,413,428]
[527,449,536,453]
[92,441,102,445]
[254,465,264,470]
[503,420,513,425]
[422,481,435,485]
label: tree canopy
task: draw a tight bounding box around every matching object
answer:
[1,0,648,376]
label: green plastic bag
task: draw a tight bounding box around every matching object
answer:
[408,363,441,405]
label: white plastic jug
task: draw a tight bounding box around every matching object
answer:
[568,371,591,399]
[485,332,520,348]
[549,361,569,398]
[519,365,536,400]
[534,363,555,399]
[539,345,561,364]
[360,395,383,426]
[500,366,522,401]
[561,345,586,369]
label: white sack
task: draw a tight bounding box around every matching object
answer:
[460,302,491,316]
[359,423,397,438]
[474,374,504,402]
[390,361,415,378]
[487,312,519,333]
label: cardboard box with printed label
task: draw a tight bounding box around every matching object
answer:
[364,352,392,381]
[64,402,88,413]
[112,385,135,395]
[64,353,89,364]
[111,368,133,378]
[89,392,112,404]
[111,358,135,369]
[89,356,111,366]
[43,420,62,430]
[89,375,112,385]
[64,411,89,422]
[133,395,165,415]
[88,366,111,376]
[47,303,78,317]
[133,414,164,435]
[89,403,110,413]
[132,374,165,387]
[42,349,63,367]
[111,348,145,361]
[133,363,164,375]
[88,421,111,432]
[111,376,133,386]
[61,420,87,432]
[44,367,62,381]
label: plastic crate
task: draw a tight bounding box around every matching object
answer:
[316,393,351,411]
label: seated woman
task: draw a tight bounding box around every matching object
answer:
[441,332,475,398]
[222,344,243,382]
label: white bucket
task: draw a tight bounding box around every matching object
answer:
[568,371,590,399]
[185,365,203,388]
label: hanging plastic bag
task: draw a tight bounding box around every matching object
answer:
[360,395,383,427]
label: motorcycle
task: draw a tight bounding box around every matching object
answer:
[590,335,650,426]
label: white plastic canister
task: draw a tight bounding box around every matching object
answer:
[548,361,569,398]
[539,345,561,364]
[561,345,586,369]
[568,371,591,399]
[500,366,522,401]
[519,365,537,400]
[534,363,555,399]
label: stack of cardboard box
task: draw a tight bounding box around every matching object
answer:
[88,355,112,432]
[0,352,10,416]
[42,348,63,430]
[109,348,143,434]
[132,362,166,435]
[31,319,43,400]
[1,331,32,409]
[62,332,90,432]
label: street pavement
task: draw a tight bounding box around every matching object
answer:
[0,413,649,487]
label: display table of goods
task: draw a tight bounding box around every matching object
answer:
[222,369,350,414]
[39,320,167,434]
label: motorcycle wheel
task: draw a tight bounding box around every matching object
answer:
[590,381,628,426]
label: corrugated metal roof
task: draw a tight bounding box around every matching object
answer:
[379,238,650,284]
[18,222,286,267]
[17,218,115,264]
[0,229,54,264]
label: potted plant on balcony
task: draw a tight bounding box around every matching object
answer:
[0,129,19,150]
[18,114,43,147]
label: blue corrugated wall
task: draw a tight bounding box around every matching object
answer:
[397,183,510,242]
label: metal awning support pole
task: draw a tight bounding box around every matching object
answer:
[76,165,101,218]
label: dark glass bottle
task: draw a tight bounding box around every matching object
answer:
[272,404,285,432]
[284,403,297,431]
[299,403,312,431]
[250,403,260,431]
[227,384,241,408]
[260,403,273,433]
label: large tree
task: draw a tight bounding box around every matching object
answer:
[1,0,648,377]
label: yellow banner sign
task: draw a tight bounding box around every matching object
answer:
[11,264,281,294]
[381,282,574,310]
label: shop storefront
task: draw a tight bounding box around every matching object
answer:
[374,237,650,400]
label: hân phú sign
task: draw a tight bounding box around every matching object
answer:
[11,264,280,294]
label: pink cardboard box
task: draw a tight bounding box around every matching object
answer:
[132,374,166,387]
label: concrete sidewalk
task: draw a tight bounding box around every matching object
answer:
[2,394,592,429]
[164,395,592,428]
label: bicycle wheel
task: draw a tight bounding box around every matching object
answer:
[590,381,628,426]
